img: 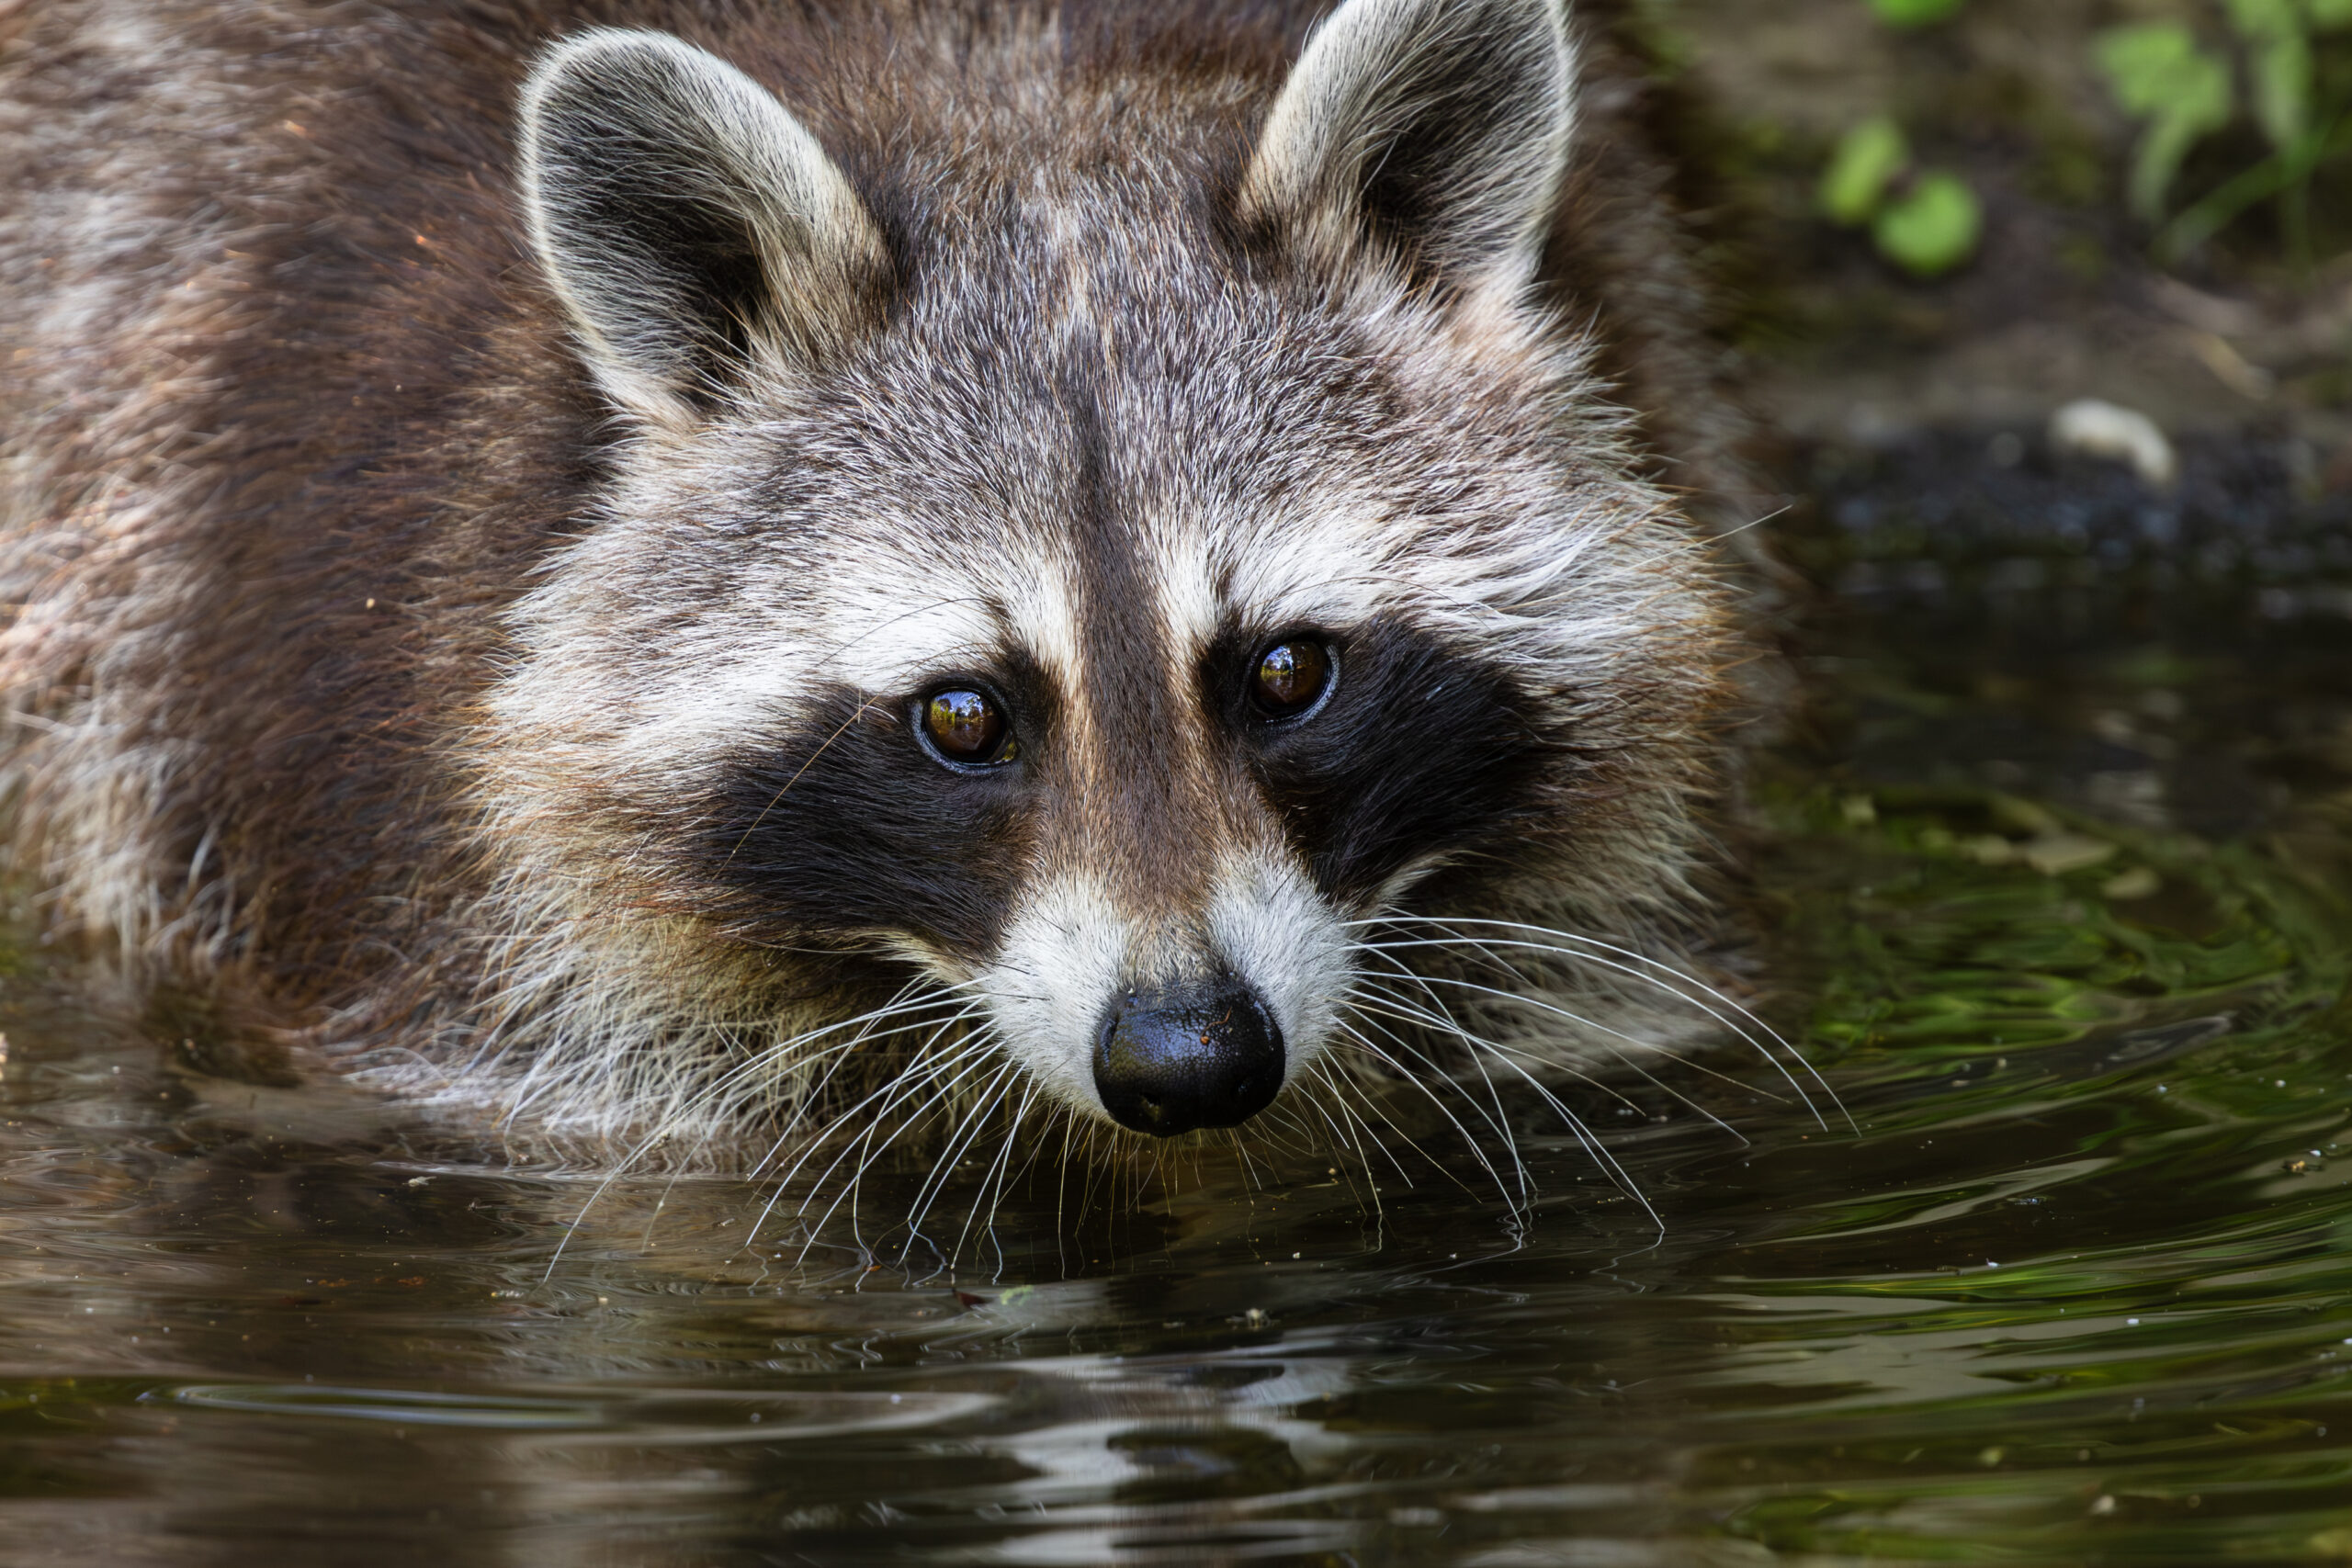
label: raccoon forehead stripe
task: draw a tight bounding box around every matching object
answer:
[1052,342,1238,917]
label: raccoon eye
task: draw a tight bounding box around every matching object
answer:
[1250,637,1333,719]
[921,688,1017,766]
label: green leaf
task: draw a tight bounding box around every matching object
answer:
[2309,0,2352,31]
[1868,0,1963,26]
[1821,117,1911,226]
[1871,171,1983,276]
[2097,23,2202,117]
[2095,24,2235,219]
[2226,0,2302,39]
[2248,33,2313,147]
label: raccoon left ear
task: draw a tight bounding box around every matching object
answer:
[518,30,891,430]
[1240,0,1574,308]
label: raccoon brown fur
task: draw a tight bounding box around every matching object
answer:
[0,0,1769,1183]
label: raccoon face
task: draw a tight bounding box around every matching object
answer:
[492,0,1724,1142]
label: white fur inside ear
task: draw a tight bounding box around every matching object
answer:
[1241,0,1575,307]
[517,28,888,429]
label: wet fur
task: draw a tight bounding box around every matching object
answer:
[0,0,1756,1179]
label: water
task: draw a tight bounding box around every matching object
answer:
[3,434,2351,1565]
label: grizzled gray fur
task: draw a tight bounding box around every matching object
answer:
[0,0,1774,1192]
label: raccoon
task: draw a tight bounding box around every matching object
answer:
[0,0,1768,1186]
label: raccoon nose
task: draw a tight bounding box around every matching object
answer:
[1092,981,1283,1137]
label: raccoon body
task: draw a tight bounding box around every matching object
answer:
[0,0,1750,1174]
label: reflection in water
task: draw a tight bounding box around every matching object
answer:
[2,439,2352,1563]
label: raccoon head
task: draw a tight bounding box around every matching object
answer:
[490,0,1725,1147]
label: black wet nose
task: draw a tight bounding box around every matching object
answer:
[1092,981,1283,1137]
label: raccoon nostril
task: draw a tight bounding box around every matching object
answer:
[1092,981,1283,1137]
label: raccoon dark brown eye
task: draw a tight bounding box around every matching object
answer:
[922,688,1016,766]
[1250,638,1332,719]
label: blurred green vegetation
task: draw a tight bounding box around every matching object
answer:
[1648,0,2352,351]
[1821,117,1986,276]
[2099,0,2352,269]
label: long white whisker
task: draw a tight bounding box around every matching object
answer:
[1352,917,1846,1130]
[903,1045,1025,1249]
[538,991,959,1280]
[1344,985,1665,1237]
[957,1078,1038,1265]
[1407,983,1529,1202]
[752,1006,991,1247]
[1348,965,1747,1145]
[1356,935,1776,1120]
[1335,1018,1518,1214]
[797,1037,1010,1258]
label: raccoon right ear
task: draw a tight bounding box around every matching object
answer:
[1239,0,1574,310]
[518,30,889,430]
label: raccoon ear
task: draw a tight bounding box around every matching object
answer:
[1240,0,1574,307]
[518,30,889,429]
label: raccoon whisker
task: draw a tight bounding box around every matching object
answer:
[1351,987,1658,1117]
[1351,940,1813,1136]
[1344,988,1661,1234]
[806,596,996,676]
[1296,1061,1392,1207]
[1286,1105,1346,1169]
[1290,1071,1358,1173]
[1055,1113,1077,1245]
[541,1010,929,1280]
[1346,960,1747,1144]
[1267,1099,1329,1161]
[648,1040,885,1248]
[955,1078,1038,1267]
[1337,1005,1522,1190]
[545,1067,775,1279]
[1619,502,1791,576]
[1138,1136,1173,1209]
[876,1056,1017,1255]
[497,978,950,1155]
[755,1010,994,1242]
[698,989,977,1149]
[792,1031,1009,1256]
[764,1028,995,1234]
[572,991,977,1272]
[1352,931,1770,1111]
[1352,975,1534,1202]
[741,1030,889,1180]
[730,1000,990,1257]
[1351,916,1847,1131]
[901,1051,1029,1251]
[707,988,969,1162]
[1001,1100,1062,1209]
[1353,918,1761,1055]
[1318,1038,1450,1188]
[1467,1038,1663,1243]
[1332,1018,1521,1216]
[1348,987,1686,1151]
[1245,1099,1316,1164]
[1361,928,1792,1112]
[1309,1060,1412,1193]
[1226,1124,1267,1196]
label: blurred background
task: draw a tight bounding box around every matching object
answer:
[1668,0,2348,458]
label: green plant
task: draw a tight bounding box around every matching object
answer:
[1820,117,1985,276]
[2097,1,2352,269]
[1867,0,1963,27]
[2095,23,2235,222]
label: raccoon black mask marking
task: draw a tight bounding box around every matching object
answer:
[0,0,1746,1185]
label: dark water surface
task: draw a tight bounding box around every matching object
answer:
[5,438,2352,1565]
